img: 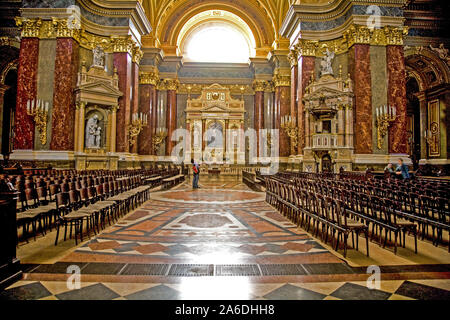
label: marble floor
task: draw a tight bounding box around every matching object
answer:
[2,176,450,300]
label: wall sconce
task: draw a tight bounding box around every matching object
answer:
[375,105,396,149]
[128,112,148,147]
[281,115,298,154]
[152,127,167,153]
[26,99,49,145]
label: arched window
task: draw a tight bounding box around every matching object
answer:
[185,23,251,63]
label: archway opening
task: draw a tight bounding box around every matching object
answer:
[178,10,256,63]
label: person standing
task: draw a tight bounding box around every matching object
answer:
[395,158,410,179]
[191,158,200,189]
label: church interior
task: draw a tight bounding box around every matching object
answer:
[0,0,449,303]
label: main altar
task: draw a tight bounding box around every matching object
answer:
[184,84,246,168]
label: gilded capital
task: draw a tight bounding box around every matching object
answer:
[344,24,371,47]
[287,49,298,67]
[52,18,80,39]
[164,79,180,91]
[139,71,159,85]
[132,45,143,64]
[252,80,268,92]
[15,17,42,38]
[383,26,409,46]
[109,36,134,55]
[272,73,291,87]
[296,39,319,57]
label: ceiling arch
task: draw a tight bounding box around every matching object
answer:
[141,0,295,51]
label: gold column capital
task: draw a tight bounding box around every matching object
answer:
[272,73,291,88]
[15,17,42,38]
[139,71,159,85]
[51,18,80,39]
[287,49,298,67]
[132,45,143,64]
[295,39,319,57]
[252,80,269,92]
[164,78,180,91]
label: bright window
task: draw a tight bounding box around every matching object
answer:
[185,24,251,63]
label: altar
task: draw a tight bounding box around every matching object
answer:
[185,84,246,166]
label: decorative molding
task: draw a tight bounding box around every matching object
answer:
[164,78,180,91]
[14,17,144,62]
[287,49,298,67]
[293,25,409,58]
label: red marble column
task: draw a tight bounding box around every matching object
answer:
[113,52,132,153]
[130,62,139,154]
[254,90,264,156]
[290,64,298,121]
[387,45,407,154]
[276,85,291,157]
[348,44,373,154]
[138,84,156,155]
[297,56,315,154]
[14,38,39,150]
[166,89,177,156]
[50,38,79,151]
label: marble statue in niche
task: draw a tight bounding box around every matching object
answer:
[320,49,335,76]
[85,114,103,149]
[92,45,105,69]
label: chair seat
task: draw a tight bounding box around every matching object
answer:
[345,219,366,229]
[62,211,91,220]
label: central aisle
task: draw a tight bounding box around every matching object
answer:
[4,177,449,300]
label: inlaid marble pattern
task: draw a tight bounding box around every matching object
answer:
[14,38,39,150]
[50,38,78,151]
[4,178,450,300]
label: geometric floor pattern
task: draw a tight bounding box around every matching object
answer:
[3,178,450,300]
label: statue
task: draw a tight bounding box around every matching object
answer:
[85,114,101,149]
[92,45,105,68]
[320,49,335,76]
[429,43,450,66]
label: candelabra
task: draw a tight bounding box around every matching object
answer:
[152,127,167,153]
[281,115,298,155]
[128,112,148,147]
[26,99,49,145]
[375,105,396,149]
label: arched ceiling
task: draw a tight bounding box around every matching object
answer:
[141,0,296,50]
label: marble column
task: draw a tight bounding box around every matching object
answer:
[165,81,178,156]
[113,52,132,153]
[348,44,373,154]
[138,83,156,155]
[254,88,264,157]
[0,84,10,154]
[130,62,139,154]
[275,85,291,157]
[297,56,315,154]
[50,38,79,151]
[14,38,39,150]
[387,45,407,154]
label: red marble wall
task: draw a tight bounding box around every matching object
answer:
[387,45,407,154]
[297,56,315,154]
[130,62,139,154]
[166,90,177,156]
[348,45,373,154]
[276,86,291,157]
[50,38,79,151]
[138,84,156,155]
[290,65,298,120]
[14,38,39,150]
[113,52,132,153]
[254,90,264,156]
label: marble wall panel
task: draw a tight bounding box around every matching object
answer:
[387,45,407,154]
[113,52,132,153]
[50,38,78,151]
[36,39,56,150]
[14,38,39,150]
[349,44,373,154]
[370,46,388,154]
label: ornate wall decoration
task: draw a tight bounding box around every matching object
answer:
[139,71,159,85]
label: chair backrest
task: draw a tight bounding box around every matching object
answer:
[56,192,69,210]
